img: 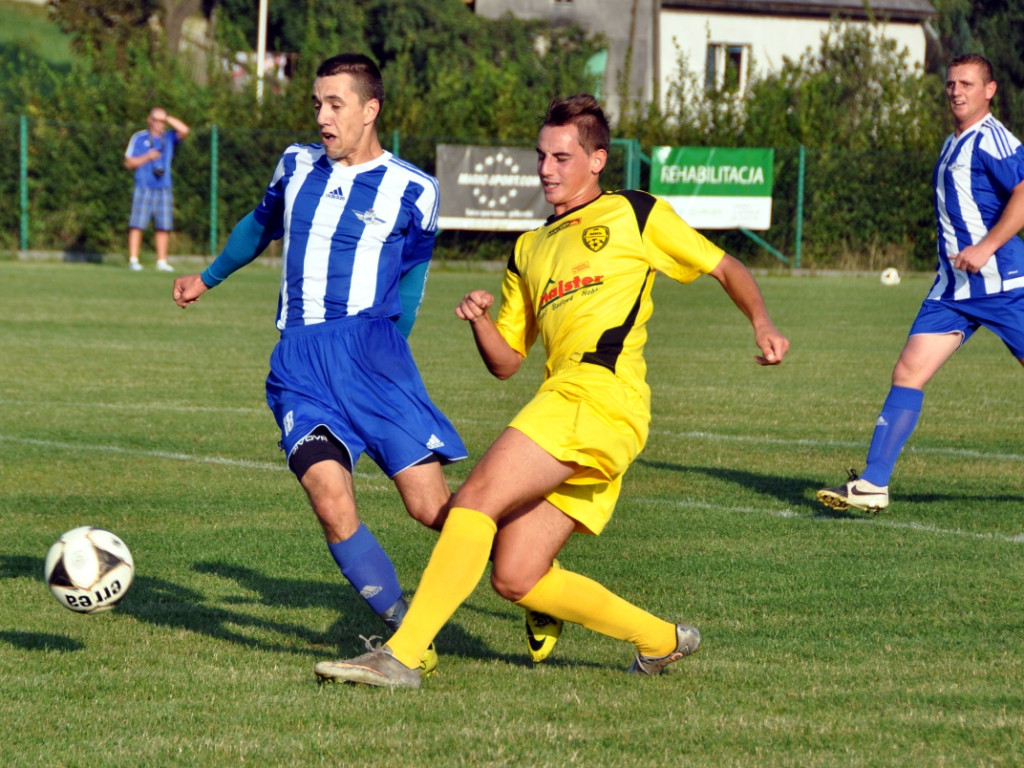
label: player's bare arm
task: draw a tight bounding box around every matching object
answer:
[172,273,210,308]
[708,254,789,366]
[953,180,1024,273]
[455,289,524,379]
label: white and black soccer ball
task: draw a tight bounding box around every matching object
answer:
[44,527,134,614]
[880,267,901,286]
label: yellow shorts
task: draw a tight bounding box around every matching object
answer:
[509,364,650,535]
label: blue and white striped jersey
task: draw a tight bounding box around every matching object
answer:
[930,113,1024,300]
[254,145,439,330]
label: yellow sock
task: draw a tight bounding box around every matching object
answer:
[516,566,678,656]
[387,507,497,668]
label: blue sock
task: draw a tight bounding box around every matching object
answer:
[861,385,924,487]
[327,524,403,617]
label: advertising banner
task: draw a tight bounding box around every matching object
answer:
[437,144,548,231]
[649,146,774,230]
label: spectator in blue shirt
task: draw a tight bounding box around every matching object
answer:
[124,107,190,271]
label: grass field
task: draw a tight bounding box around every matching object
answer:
[2,260,1022,767]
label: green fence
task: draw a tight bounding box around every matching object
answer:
[2,115,938,270]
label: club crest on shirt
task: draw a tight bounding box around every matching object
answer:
[354,208,386,225]
[582,226,609,252]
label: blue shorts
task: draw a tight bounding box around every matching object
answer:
[909,291,1024,358]
[130,187,174,230]
[265,317,467,477]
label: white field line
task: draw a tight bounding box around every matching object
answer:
[4,429,1023,543]
[0,435,387,480]
[13,401,1022,462]
[7,401,269,415]
[635,497,1024,545]
[650,429,1024,463]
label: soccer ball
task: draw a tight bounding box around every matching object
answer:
[880,267,901,286]
[44,527,134,614]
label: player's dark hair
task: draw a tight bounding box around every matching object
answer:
[316,53,385,109]
[543,94,610,155]
[950,53,994,84]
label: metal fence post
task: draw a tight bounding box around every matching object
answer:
[611,137,643,190]
[626,138,637,189]
[20,115,28,251]
[209,124,218,258]
[795,144,805,269]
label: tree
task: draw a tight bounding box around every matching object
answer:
[49,0,160,68]
[742,21,946,151]
[929,0,1024,132]
[163,0,203,55]
[50,0,205,66]
[211,0,314,55]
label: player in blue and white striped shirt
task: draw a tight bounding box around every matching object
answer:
[818,54,1024,514]
[172,54,466,672]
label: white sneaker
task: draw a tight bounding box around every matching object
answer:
[156,261,175,272]
[129,261,143,272]
[816,470,889,513]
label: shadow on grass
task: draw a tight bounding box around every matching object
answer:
[189,560,596,669]
[1,554,42,579]
[634,458,1024,518]
[2,553,334,657]
[0,631,84,652]
[0,555,85,652]
[636,457,828,511]
[0,553,599,670]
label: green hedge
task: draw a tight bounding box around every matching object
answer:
[1,115,943,271]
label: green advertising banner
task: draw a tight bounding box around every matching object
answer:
[650,146,775,230]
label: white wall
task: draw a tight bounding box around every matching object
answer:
[659,10,928,99]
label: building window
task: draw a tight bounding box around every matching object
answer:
[705,43,748,93]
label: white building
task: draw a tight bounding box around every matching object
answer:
[469,0,937,119]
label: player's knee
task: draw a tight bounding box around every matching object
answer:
[405,502,446,531]
[396,457,449,530]
[489,569,532,602]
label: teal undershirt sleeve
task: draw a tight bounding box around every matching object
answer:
[394,261,430,339]
[200,211,276,288]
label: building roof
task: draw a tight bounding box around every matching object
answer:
[661,0,936,23]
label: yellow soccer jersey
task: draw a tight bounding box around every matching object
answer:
[495,189,725,395]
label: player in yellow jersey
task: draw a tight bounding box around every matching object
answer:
[314,94,790,688]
